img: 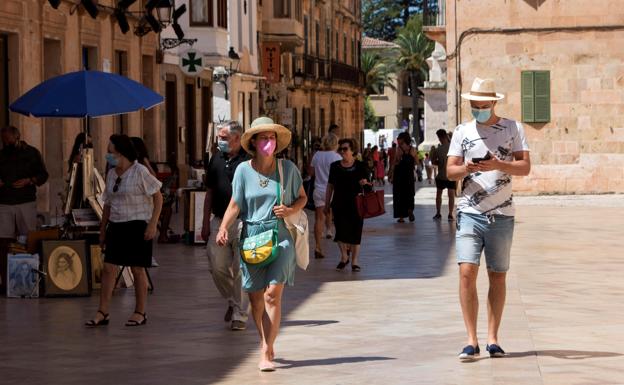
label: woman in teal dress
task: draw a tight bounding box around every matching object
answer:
[216,117,307,372]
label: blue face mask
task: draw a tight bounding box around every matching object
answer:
[106,153,119,166]
[217,140,230,153]
[471,108,492,123]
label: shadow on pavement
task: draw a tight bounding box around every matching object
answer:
[282,320,340,327]
[507,349,624,359]
[274,356,395,369]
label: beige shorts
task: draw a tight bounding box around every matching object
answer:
[0,202,37,239]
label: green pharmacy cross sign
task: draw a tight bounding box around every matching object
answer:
[180,49,204,76]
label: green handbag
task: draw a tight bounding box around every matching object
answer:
[240,164,281,267]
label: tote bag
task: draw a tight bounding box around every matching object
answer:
[278,160,310,270]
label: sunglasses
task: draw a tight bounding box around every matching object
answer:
[338,147,351,152]
[113,177,122,193]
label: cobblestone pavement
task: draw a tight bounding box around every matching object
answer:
[1,183,623,385]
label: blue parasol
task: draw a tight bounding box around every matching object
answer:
[9,70,164,118]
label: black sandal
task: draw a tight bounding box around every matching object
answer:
[85,310,109,327]
[314,250,325,259]
[125,311,147,327]
[336,260,349,271]
[352,265,361,272]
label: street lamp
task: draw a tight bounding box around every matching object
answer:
[293,69,304,88]
[228,47,240,73]
[265,95,278,111]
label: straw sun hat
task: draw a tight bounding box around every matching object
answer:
[241,116,292,155]
[461,77,505,101]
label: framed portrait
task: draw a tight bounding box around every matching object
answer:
[193,191,206,244]
[82,148,94,199]
[42,240,89,297]
[64,163,79,215]
[7,254,40,298]
[89,246,104,290]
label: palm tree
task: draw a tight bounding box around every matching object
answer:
[394,16,434,146]
[361,50,397,96]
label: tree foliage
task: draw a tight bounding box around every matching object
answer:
[363,0,426,41]
[361,50,397,95]
[364,97,378,131]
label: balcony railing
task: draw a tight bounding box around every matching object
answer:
[331,61,363,87]
[423,0,446,27]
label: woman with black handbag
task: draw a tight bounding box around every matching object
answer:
[216,117,307,372]
[324,138,371,272]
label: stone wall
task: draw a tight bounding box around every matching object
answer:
[445,0,624,194]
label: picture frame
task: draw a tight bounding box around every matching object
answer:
[7,253,40,298]
[82,148,95,199]
[87,196,103,220]
[64,163,78,215]
[193,191,207,244]
[89,245,103,290]
[42,240,89,297]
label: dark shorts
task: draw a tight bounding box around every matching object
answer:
[104,221,153,268]
[435,178,457,190]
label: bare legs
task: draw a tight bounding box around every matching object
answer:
[459,263,479,346]
[487,271,506,345]
[338,242,349,263]
[91,263,148,323]
[314,207,325,255]
[447,189,456,219]
[459,263,507,347]
[435,188,443,216]
[249,284,285,370]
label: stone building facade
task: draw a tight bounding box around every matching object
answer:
[260,0,365,167]
[0,0,162,214]
[425,0,624,194]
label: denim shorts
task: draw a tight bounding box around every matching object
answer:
[455,212,515,272]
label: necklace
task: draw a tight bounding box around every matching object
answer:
[252,159,274,188]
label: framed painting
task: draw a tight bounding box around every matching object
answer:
[89,245,104,290]
[7,253,40,298]
[42,240,89,297]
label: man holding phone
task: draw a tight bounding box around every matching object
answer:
[446,78,531,361]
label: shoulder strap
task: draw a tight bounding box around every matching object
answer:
[277,159,284,205]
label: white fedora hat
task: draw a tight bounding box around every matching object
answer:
[461,77,505,101]
[241,116,292,155]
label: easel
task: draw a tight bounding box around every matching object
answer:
[114,266,154,293]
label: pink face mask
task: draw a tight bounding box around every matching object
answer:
[257,138,277,156]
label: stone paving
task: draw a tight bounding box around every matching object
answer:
[1,183,624,385]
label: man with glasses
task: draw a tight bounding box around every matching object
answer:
[447,78,531,361]
[201,121,250,331]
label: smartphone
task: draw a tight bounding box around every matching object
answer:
[472,152,492,163]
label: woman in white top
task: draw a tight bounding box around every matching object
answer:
[86,134,163,328]
[309,133,341,259]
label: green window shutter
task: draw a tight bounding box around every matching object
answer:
[534,71,551,122]
[521,71,535,122]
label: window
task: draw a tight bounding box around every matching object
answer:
[217,0,227,28]
[114,50,128,134]
[274,0,290,18]
[376,117,385,130]
[304,16,309,55]
[0,35,9,127]
[335,31,339,61]
[343,33,347,63]
[325,27,330,58]
[521,71,550,123]
[190,0,213,26]
[315,22,320,56]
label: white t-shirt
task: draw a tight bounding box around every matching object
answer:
[311,150,342,192]
[448,118,530,216]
